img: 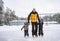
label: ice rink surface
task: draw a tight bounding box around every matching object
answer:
[0,23,60,41]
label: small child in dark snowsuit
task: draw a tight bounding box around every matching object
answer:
[21,22,29,37]
[38,19,44,36]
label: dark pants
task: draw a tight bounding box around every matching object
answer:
[24,30,29,37]
[31,22,38,36]
[39,23,43,36]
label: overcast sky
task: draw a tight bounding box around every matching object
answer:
[3,0,60,17]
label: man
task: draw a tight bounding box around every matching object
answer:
[28,8,40,37]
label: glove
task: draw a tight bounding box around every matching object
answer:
[21,29,22,31]
[21,28,23,31]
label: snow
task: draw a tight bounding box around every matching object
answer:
[44,21,58,24]
[10,20,27,22]
[0,23,60,41]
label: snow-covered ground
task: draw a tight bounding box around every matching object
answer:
[0,23,60,41]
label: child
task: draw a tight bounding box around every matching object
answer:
[21,22,29,37]
[38,19,44,36]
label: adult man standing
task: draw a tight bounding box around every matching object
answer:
[28,8,40,37]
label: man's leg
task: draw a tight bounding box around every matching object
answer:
[39,23,41,36]
[31,23,34,37]
[35,22,38,37]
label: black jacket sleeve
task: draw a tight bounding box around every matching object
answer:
[28,12,31,23]
[36,12,40,22]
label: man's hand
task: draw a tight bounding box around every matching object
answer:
[21,28,23,31]
[21,29,22,31]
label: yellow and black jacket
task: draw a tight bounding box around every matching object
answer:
[28,11,40,23]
